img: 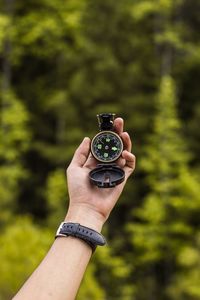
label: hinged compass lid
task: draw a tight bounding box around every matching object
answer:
[89,164,125,188]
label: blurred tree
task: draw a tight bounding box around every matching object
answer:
[46,168,68,228]
[7,0,85,217]
[77,263,105,300]
[93,246,135,300]
[0,217,51,299]
[175,0,200,168]
[0,0,200,298]
[0,90,30,224]
[128,76,200,299]
[0,0,30,225]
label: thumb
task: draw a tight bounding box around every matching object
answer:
[70,137,91,167]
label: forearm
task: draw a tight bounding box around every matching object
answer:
[13,213,103,300]
[13,118,135,300]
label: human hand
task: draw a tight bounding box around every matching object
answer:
[65,118,136,232]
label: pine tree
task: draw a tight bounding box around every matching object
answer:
[0,0,30,224]
[128,76,200,299]
[0,90,30,224]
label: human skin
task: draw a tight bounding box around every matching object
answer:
[13,117,136,300]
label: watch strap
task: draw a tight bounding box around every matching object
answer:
[97,113,115,131]
[55,222,106,252]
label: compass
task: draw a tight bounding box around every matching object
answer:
[91,131,123,163]
[89,113,125,188]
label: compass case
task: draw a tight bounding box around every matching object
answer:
[89,164,125,188]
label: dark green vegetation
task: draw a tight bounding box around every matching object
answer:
[0,0,200,299]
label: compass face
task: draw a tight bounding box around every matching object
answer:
[91,131,123,163]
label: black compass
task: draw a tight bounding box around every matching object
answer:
[91,131,123,163]
[89,113,125,188]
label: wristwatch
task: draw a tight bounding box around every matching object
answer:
[55,222,106,252]
[89,113,125,188]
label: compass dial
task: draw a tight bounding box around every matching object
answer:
[91,131,123,163]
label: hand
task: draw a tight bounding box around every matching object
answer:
[65,118,136,231]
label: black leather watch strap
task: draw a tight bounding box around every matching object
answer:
[55,222,106,252]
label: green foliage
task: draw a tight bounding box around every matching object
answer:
[77,264,105,300]
[94,246,135,299]
[168,240,200,299]
[0,90,30,224]
[0,91,30,160]
[0,217,51,299]
[0,0,200,298]
[46,168,68,228]
[141,77,189,190]
[128,76,200,299]
[0,14,9,51]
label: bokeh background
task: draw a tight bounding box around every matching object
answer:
[0,0,200,299]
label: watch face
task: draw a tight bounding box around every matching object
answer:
[91,131,123,163]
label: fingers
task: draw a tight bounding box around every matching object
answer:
[114,117,124,135]
[69,137,91,168]
[116,130,135,178]
[120,131,132,152]
[115,118,132,152]
[122,150,136,179]
[114,119,134,176]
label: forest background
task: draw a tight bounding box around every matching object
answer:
[0,0,200,299]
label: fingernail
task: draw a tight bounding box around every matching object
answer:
[83,137,90,142]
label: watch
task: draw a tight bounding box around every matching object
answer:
[89,113,125,188]
[55,222,106,252]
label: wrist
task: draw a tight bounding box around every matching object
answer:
[65,204,105,233]
[55,222,106,252]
